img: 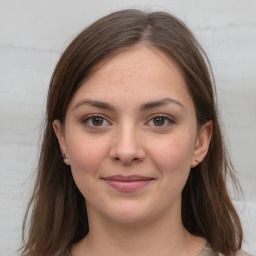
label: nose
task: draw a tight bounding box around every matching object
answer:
[109,124,146,166]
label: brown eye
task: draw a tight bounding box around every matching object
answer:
[146,115,174,127]
[92,116,104,126]
[82,115,110,127]
[153,117,166,126]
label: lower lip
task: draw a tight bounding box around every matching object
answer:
[104,179,153,191]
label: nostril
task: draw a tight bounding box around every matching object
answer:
[109,138,146,164]
[112,155,142,165]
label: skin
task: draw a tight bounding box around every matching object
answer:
[53,45,212,256]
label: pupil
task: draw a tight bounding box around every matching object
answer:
[92,117,103,126]
[153,117,165,126]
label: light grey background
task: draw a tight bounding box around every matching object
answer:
[0,1,255,255]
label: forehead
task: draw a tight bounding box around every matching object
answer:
[69,45,192,109]
[92,45,184,84]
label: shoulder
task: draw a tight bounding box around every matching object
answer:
[199,243,253,256]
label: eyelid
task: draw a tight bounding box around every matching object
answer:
[81,113,175,128]
[145,114,175,126]
[82,114,112,127]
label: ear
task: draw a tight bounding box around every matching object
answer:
[191,121,212,168]
[53,119,70,165]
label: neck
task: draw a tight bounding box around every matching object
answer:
[72,201,206,256]
[90,213,186,255]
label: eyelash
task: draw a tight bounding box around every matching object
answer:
[146,114,175,127]
[82,114,111,127]
[82,114,175,128]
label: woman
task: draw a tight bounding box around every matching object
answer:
[21,9,251,256]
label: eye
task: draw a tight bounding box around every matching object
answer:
[147,115,174,127]
[82,115,111,127]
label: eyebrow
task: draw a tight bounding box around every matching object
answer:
[72,99,116,111]
[139,98,185,111]
[72,97,184,111]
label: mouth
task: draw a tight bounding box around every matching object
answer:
[102,175,154,191]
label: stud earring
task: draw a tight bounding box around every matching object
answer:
[61,154,69,160]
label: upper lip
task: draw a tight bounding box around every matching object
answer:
[102,175,154,181]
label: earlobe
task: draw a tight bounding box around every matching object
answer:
[192,121,212,168]
[53,120,70,165]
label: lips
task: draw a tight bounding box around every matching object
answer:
[102,175,154,191]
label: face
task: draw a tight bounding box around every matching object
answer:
[54,45,211,225]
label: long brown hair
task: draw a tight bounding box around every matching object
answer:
[21,9,243,256]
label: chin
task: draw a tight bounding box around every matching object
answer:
[101,200,156,225]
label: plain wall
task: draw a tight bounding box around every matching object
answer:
[0,0,255,255]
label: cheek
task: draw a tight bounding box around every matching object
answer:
[66,132,109,177]
[67,138,108,199]
[156,136,193,167]
[150,135,195,175]
[154,136,195,198]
